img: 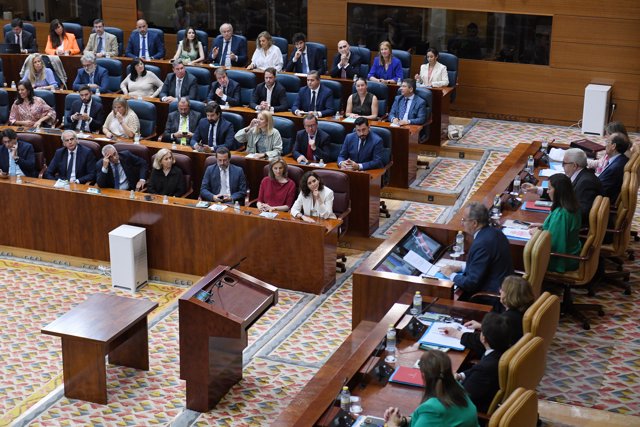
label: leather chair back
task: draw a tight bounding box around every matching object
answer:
[226,69,257,105]
[522,292,550,334]
[185,66,211,102]
[17,133,46,177]
[392,49,411,78]
[78,139,101,159]
[321,79,343,112]
[126,63,162,80]
[4,23,37,41]
[317,121,345,163]
[438,52,459,101]
[34,90,56,109]
[314,169,350,235]
[177,29,209,54]
[488,388,538,427]
[151,151,193,197]
[487,333,531,415]
[168,99,206,117]
[370,126,392,166]
[271,36,289,63]
[0,89,9,124]
[361,80,388,118]
[603,167,638,257]
[351,47,370,77]
[262,163,303,194]
[529,294,560,359]
[276,73,301,107]
[114,142,150,176]
[0,58,4,87]
[272,116,295,155]
[306,41,327,73]
[128,99,157,137]
[63,93,102,128]
[96,58,123,92]
[104,27,124,56]
[221,111,245,133]
[62,22,83,50]
[522,229,551,298]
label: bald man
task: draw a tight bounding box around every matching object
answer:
[329,40,363,79]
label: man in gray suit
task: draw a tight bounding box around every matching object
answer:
[161,97,201,143]
[84,19,119,57]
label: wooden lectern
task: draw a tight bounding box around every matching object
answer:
[179,265,278,412]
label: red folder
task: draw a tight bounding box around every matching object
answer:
[523,201,551,212]
[388,366,425,387]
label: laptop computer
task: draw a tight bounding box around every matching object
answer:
[0,43,20,54]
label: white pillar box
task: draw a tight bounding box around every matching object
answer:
[108,225,148,293]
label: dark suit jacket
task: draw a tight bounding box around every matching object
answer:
[72,66,110,93]
[159,72,198,101]
[64,99,105,133]
[0,141,36,177]
[329,49,363,79]
[388,94,428,125]
[211,35,248,67]
[45,144,96,183]
[285,45,325,75]
[249,81,289,112]
[125,30,165,59]
[147,166,185,196]
[162,110,201,141]
[599,154,628,202]
[454,226,514,299]
[461,309,524,357]
[292,85,335,118]
[207,78,241,106]
[4,29,37,53]
[190,117,236,149]
[462,350,503,413]
[292,128,333,162]
[95,150,148,190]
[200,163,247,203]
[337,131,384,170]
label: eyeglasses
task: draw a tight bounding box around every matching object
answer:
[561,161,575,166]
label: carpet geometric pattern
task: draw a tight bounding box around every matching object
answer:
[379,202,449,238]
[464,151,510,203]
[416,157,478,192]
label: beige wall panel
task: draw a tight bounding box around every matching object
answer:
[551,42,640,74]
[553,15,640,48]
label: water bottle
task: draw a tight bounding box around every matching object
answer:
[491,193,502,219]
[319,158,325,167]
[353,74,358,82]
[224,53,231,68]
[456,230,465,255]
[172,141,177,150]
[163,195,169,204]
[129,190,135,199]
[397,78,402,85]
[234,200,240,213]
[15,174,22,184]
[339,387,351,412]
[10,81,16,90]
[513,174,521,195]
[410,291,422,315]
[134,133,141,144]
[541,138,549,153]
[526,155,535,173]
[245,189,250,207]
[385,324,396,352]
[95,87,100,95]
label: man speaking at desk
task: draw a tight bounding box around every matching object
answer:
[337,117,384,171]
[440,203,513,302]
[96,144,147,191]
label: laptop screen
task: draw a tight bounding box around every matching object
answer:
[374,226,444,275]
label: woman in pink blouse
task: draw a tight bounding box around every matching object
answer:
[257,157,296,212]
[9,80,56,127]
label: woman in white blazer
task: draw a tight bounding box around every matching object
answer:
[291,171,336,223]
[415,48,449,88]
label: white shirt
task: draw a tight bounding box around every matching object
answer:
[265,84,274,106]
[251,45,283,71]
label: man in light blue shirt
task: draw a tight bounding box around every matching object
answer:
[0,129,36,177]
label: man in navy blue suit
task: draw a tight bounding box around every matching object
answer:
[200,146,247,204]
[388,78,427,126]
[159,59,198,103]
[190,103,236,152]
[0,129,36,177]
[210,23,247,67]
[72,52,110,93]
[441,202,514,301]
[598,133,629,202]
[337,117,384,171]
[5,18,37,53]
[292,115,333,163]
[65,86,105,132]
[125,19,165,60]
[95,144,147,191]
[45,130,96,183]
[285,33,325,75]
[207,68,241,106]
[329,40,363,80]
[292,71,336,118]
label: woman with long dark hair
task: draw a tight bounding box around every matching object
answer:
[290,171,336,223]
[120,58,163,98]
[45,19,80,55]
[9,80,56,127]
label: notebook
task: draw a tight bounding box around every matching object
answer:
[417,321,473,351]
[388,366,425,387]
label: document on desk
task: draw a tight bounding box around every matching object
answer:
[539,168,563,177]
[404,251,451,279]
[418,321,473,351]
[352,416,385,427]
[502,227,532,241]
[341,117,356,123]
[549,148,565,162]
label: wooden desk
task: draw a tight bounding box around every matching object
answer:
[0,177,340,294]
[274,297,490,426]
[41,293,158,404]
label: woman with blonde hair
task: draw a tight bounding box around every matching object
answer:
[21,54,58,90]
[147,148,185,196]
[234,110,283,159]
[367,41,403,84]
[247,31,283,71]
[102,97,140,139]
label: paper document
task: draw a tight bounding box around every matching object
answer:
[259,211,278,218]
[208,204,228,211]
[418,321,474,351]
[549,147,565,162]
[502,227,532,241]
[539,169,563,177]
[502,219,530,229]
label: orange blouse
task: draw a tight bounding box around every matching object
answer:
[45,33,80,55]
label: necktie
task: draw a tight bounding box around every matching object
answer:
[358,137,365,155]
[176,78,182,97]
[310,90,317,112]
[208,123,214,147]
[179,116,188,145]
[221,40,228,64]
[89,72,95,85]
[113,163,121,189]
[301,51,308,74]
[399,98,409,120]
[96,36,103,53]
[67,151,75,180]
[141,35,147,58]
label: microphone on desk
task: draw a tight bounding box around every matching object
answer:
[318,376,350,427]
[214,256,247,289]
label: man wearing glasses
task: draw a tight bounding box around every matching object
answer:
[440,202,513,303]
[72,52,110,93]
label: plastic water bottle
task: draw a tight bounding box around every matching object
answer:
[353,74,358,82]
[513,174,521,195]
[541,138,549,153]
[234,200,240,213]
[526,155,535,173]
[491,193,502,219]
[224,53,231,68]
[339,387,351,412]
[411,291,422,315]
[456,230,465,255]
[129,190,135,199]
[10,81,16,90]
[95,87,100,95]
[172,141,177,150]
[385,324,396,352]
[163,195,169,204]
[319,158,325,167]
[15,174,22,184]
[134,133,141,144]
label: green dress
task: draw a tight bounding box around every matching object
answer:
[178,40,200,62]
[410,395,479,427]
[542,207,582,272]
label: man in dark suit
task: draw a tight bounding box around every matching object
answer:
[45,130,96,183]
[457,313,511,413]
[95,144,147,191]
[388,78,427,126]
[292,71,336,118]
[598,133,629,202]
[207,68,241,106]
[65,85,105,133]
[285,33,325,75]
[125,19,165,59]
[162,97,201,143]
[337,117,384,171]
[0,129,36,177]
[210,23,247,67]
[159,59,198,103]
[190,102,236,151]
[329,40,363,80]
[249,67,289,112]
[4,18,37,53]
[200,146,247,204]
[292,114,333,163]
[72,52,110,93]
[441,202,514,300]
